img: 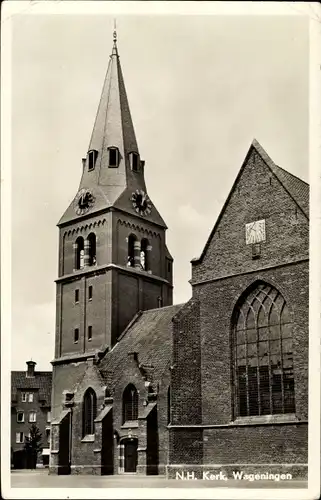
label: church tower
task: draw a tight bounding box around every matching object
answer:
[54,31,173,363]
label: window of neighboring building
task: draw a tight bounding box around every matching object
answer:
[28,393,33,403]
[108,147,119,167]
[17,411,24,423]
[74,328,79,343]
[47,411,51,423]
[122,384,138,423]
[233,281,295,417]
[46,428,50,443]
[87,233,97,266]
[88,326,92,341]
[88,149,98,171]
[82,388,97,436]
[21,393,27,402]
[88,286,93,300]
[29,411,36,423]
[16,432,24,444]
[75,289,79,303]
[129,152,139,172]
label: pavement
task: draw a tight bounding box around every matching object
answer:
[10,470,308,489]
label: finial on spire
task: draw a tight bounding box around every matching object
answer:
[112,19,118,56]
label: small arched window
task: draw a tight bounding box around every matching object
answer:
[233,281,295,418]
[82,388,97,436]
[129,152,140,172]
[87,233,97,266]
[127,234,137,267]
[88,150,98,171]
[122,384,138,423]
[75,237,84,270]
[140,238,149,271]
[108,147,119,168]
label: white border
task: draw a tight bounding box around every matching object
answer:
[1,1,320,499]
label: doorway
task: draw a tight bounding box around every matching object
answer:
[124,439,138,473]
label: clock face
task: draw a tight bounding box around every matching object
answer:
[245,219,266,245]
[74,188,95,215]
[130,189,152,216]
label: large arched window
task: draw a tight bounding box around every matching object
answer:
[140,238,149,271]
[75,237,84,270]
[122,384,138,423]
[233,281,295,417]
[82,388,97,436]
[87,233,97,266]
[127,234,137,267]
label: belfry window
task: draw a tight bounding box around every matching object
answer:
[87,233,97,266]
[82,388,97,436]
[88,150,98,171]
[129,152,139,172]
[233,281,295,418]
[108,147,119,167]
[140,238,149,271]
[122,384,138,423]
[127,234,136,267]
[75,237,85,270]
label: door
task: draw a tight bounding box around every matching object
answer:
[124,439,138,473]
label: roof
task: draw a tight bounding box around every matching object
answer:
[252,139,309,218]
[193,139,309,264]
[11,371,52,405]
[99,304,184,387]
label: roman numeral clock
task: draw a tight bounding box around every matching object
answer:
[245,219,266,258]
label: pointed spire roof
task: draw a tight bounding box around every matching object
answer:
[58,31,166,228]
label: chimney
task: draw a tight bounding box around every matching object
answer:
[26,360,36,378]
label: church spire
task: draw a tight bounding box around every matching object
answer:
[58,29,166,228]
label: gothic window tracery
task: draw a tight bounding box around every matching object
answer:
[233,282,295,417]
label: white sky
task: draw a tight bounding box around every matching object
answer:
[10,10,309,371]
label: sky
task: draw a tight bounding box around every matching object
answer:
[9,9,309,371]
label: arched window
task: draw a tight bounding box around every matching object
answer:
[82,388,97,436]
[129,152,140,172]
[122,384,138,423]
[127,234,136,267]
[88,149,98,171]
[167,386,171,425]
[233,282,295,417]
[140,238,149,271]
[75,237,84,270]
[87,233,97,266]
[108,147,119,167]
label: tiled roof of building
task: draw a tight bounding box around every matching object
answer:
[252,139,309,218]
[99,304,184,387]
[11,371,52,405]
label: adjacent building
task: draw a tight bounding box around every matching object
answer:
[11,361,52,468]
[49,32,309,478]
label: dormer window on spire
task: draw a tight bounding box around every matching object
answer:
[108,147,119,168]
[129,152,140,172]
[88,150,98,171]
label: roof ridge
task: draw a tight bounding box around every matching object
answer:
[141,303,185,315]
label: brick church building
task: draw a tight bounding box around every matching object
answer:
[49,32,309,478]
